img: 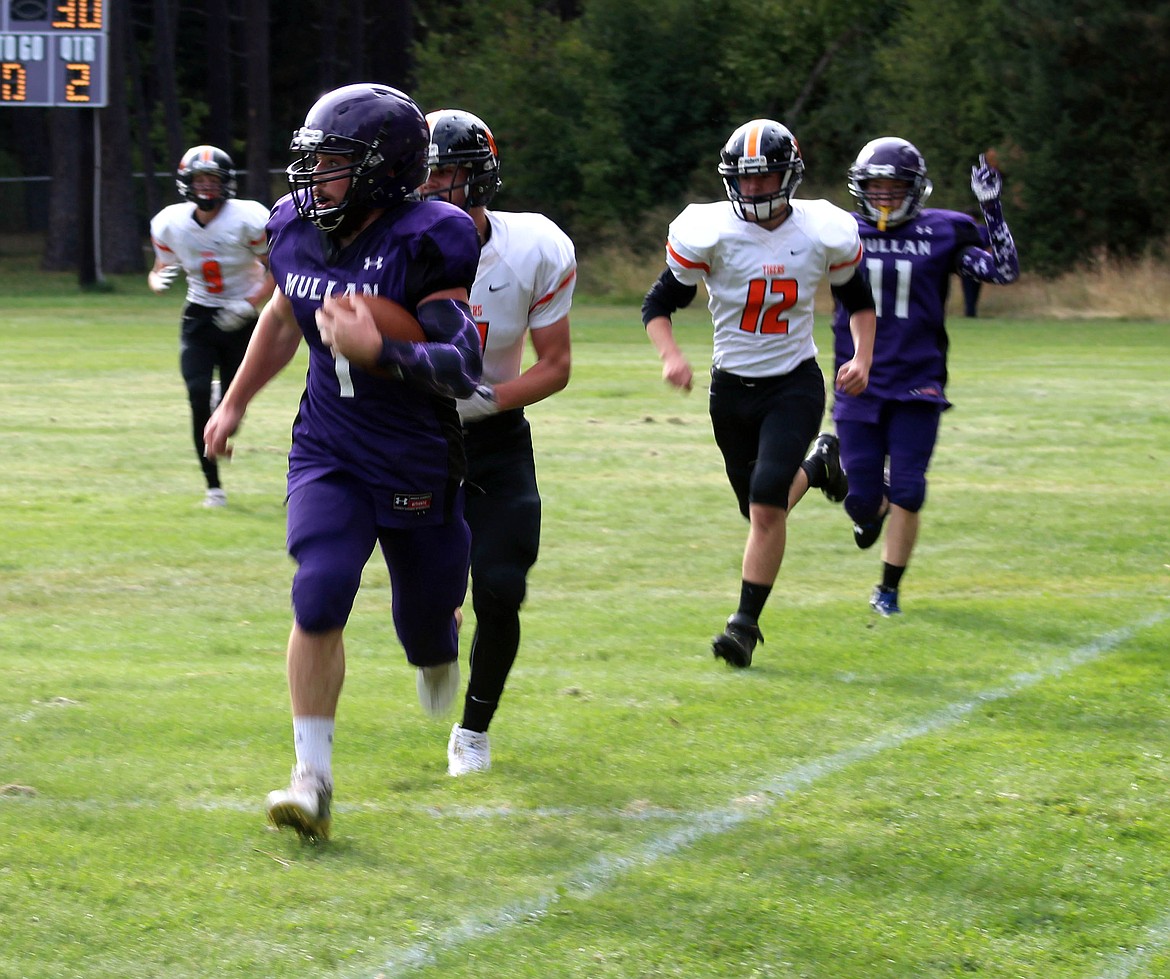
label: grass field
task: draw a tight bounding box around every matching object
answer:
[1,269,1169,978]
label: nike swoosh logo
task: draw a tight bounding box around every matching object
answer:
[487,283,509,292]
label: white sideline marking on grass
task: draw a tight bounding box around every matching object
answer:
[361,613,1167,979]
[1093,907,1170,979]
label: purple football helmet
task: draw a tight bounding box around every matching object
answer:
[287,83,430,234]
[847,137,933,228]
[717,119,804,222]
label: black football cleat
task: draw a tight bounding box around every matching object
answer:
[804,433,848,503]
[712,613,764,668]
[852,507,888,549]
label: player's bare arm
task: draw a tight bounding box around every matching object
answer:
[835,307,876,396]
[830,267,876,396]
[204,290,303,459]
[493,317,571,411]
[645,315,694,392]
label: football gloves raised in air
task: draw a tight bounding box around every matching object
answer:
[970,153,1002,204]
[213,299,257,331]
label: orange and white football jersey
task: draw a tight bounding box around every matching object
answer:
[466,210,576,390]
[150,198,271,307]
[666,198,862,377]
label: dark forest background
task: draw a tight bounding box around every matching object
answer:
[1,0,1167,279]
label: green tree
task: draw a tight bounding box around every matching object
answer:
[993,1,1170,272]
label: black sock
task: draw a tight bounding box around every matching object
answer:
[881,563,906,591]
[737,580,772,621]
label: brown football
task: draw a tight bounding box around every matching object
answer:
[332,293,426,342]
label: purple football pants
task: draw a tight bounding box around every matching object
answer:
[286,472,470,667]
[837,400,941,524]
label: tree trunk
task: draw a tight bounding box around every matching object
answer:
[205,0,233,151]
[42,111,81,271]
[244,0,271,204]
[99,0,145,273]
[369,0,413,89]
[154,0,184,169]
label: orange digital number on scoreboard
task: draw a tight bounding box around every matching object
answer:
[51,0,104,30]
[1,62,28,101]
[64,62,90,101]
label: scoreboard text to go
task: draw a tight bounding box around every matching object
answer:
[0,32,106,106]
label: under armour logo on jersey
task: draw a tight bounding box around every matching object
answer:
[364,255,384,270]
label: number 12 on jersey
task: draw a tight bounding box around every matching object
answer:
[738,278,797,334]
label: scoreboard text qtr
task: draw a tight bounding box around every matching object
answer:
[1,0,108,107]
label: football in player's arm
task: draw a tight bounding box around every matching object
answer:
[203,84,483,841]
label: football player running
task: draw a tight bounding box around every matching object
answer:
[832,138,1018,616]
[203,84,484,840]
[148,145,274,507]
[418,109,575,776]
[642,119,877,668]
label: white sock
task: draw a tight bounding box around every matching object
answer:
[292,715,334,784]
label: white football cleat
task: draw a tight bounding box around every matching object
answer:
[203,488,227,508]
[417,659,459,717]
[447,723,491,776]
[265,765,332,841]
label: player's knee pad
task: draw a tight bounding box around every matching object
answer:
[844,488,885,526]
[888,472,927,514]
[394,606,459,666]
[748,459,795,511]
[471,563,529,613]
[291,562,361,633]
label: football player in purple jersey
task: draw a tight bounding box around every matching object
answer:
[203,84,483,840]
[642,119,877,669]
[148,145,274,508]
[418,109,575,776]
[831,137,1019,616]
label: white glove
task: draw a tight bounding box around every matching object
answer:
[213,299,256,331]
[148,265,180,293]
[458,384,499,423]
[970,153,1002,204]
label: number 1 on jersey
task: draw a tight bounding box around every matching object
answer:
[738,278,797,334]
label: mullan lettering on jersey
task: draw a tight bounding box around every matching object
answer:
[282,274,383,300]
[860,237,932,256]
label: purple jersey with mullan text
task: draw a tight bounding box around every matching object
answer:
[266,195,482,527]
[831,209,983,420]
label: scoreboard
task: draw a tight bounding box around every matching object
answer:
[1,0,106,106]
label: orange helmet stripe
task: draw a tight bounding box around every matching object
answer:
[744,122,763,159]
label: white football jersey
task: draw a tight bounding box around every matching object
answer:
[462,210,576,410]
[150,198,271,307]
[666,198,862,377]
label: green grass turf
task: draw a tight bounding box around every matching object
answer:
[1,270,1168,978]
